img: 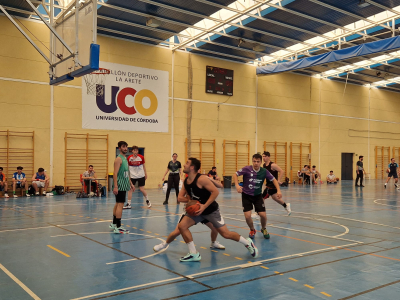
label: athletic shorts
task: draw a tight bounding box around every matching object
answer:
[16,182,26,188]
[131,177,145,187]
[185,209,225,228]
[178,213,209,225]
[115,191,126,203]
[266,188,278,196]
[33,181,45,188]
[388,172,398,179]
[242,193,265,213]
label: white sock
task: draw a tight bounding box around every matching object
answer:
[238,236,249,246]
[385,183,387,185]
[145,195,149,200]
[127,199,131,204]
[187,241,197,254]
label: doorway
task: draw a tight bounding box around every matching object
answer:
[341,153,354,180]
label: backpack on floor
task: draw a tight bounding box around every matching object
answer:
[99,184,106,197]
[28,185,36,195]
[76,191,89,198]
[52,185,65,195]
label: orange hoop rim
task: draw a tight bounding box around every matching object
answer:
[90,68,111,75]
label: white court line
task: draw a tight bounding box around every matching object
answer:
[0,263,41,300]
[0,226,53,233]
[266,213,350,238]
[51,231,168,265]
[374,199,400,208]
[71,242,360,300]
[224,216,360,243]
[70,277,183,300]
[294,211,400,230]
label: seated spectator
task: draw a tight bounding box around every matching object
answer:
[82,165,97,194]
[32,168,49,196]
[310,165,321,183]
[327,171,339,184]
[0,167,9,198]
[301,165,310,184]
[208,167,220,181]
[12,166,29,198]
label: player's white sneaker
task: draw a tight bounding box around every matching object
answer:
[4,193,9,198]
[153,242,168,252]
[123,203,131,209]
[251,212,259,220]
[286,203,291,216]
[146,199,152,208]
[13,195,18,198]
[211,241,225,249]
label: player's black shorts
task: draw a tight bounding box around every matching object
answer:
[16,182,26,188]
[115,191,126,203]
[131,177,145,187]
[242,193,265,213]
[266,188,278,196]
[388,172,398,179]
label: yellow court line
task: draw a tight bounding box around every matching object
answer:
[211,250,218,252]
[126,225,130,227]
[260,266,269,270]
[100,219,104,221]
[86,217,91,219]
[200,247,207,249]
[289,278,298,282]
[180,241,186,244]
[93,218,97,219]
[154,233,159,235]
[235,257,243,260]
[321,292,331,297]
[304,284,314,289]
[133,227,137,229]
[147,231,152,233]
[47,245,70,257]
[139,229,144,231]
[223,253,230,256]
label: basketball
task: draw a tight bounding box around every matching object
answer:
[386,169,390,173]
[186,200,201,216]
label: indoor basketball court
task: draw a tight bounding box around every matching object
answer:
[1,1,400,299]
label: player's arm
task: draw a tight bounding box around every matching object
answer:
[272,163,284,184]
[162,168,169,181]
[113,157,122,195]
[196,176,219,215]
[177,184,189,202]
[209,177,223,188]
[32,173,37,181]
[44,172,49,182]
[233,172,242,193]
[143,164,147,180]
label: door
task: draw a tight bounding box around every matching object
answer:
[341,153,354,180]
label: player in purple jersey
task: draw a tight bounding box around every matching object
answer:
[233,154,282,239]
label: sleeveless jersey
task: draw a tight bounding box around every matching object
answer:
[0,172,4,181]
[36,172,45,180]
[184,173,218,215]
[116,154,130,191]
[263,162,278,188]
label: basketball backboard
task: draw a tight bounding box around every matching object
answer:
[50,0,99,85]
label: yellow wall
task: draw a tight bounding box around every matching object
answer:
[1,16,400,188]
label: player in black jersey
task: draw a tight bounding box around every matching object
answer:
[162,153,182,204]
[153,176,226,252]
[177,158,258,262]
[385,158,399,189]
[261,152,291,216]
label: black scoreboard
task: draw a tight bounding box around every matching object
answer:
[205,66,233,96]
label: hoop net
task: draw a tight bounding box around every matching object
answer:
[83,68,110,96]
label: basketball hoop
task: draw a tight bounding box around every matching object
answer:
[83,68,110,96]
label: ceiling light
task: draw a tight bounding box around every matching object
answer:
[253,44,266,52]
[358,0,370,8]
[146,18,162,28]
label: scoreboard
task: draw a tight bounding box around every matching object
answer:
[205,66,234,96]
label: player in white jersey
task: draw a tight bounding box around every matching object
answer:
[124,146,151,209]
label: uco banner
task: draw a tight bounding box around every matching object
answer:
[82,62,169,132]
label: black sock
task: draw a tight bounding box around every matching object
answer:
[282,202,287,208]
[113,215,116,224]
[116,218,121,228]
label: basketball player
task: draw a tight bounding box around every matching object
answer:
[153,176,225,252]
[125,145,151,209]
[261,151,291,216]
[177,158,258,262]
[162,153,182,205]
[385,158,399,188]
[233,154,282,239]
[109,141,135,234]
